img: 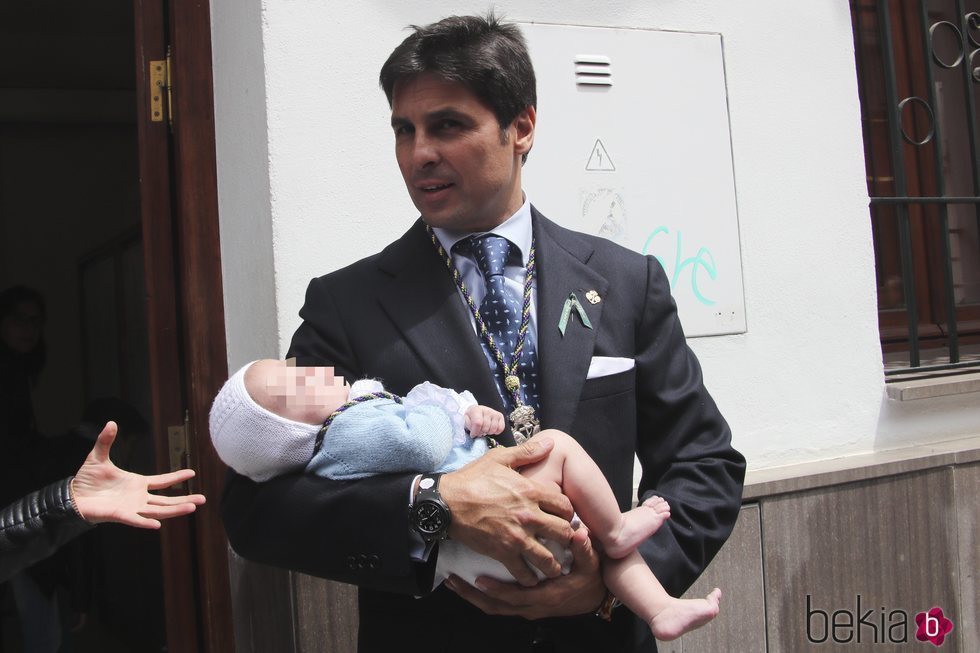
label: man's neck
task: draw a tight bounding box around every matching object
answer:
[431,196,533,265]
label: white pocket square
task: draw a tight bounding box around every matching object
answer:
[586,356,635,379]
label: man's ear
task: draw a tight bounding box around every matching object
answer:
[512,105,536,159]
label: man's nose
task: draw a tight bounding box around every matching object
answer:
[412,132,439,168]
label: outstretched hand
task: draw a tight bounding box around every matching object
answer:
[71,421,206,529]
[439,436,575,586]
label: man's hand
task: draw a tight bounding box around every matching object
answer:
[439,437,575,586]
[445,525,606,618]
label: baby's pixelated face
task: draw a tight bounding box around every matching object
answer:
[268,359,349,413]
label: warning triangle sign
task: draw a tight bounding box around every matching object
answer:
[585,139,616,171]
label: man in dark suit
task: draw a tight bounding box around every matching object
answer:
[221,13,744,652]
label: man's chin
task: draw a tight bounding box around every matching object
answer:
[422,212,511,234]
[419,212,464,231]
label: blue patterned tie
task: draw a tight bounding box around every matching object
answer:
[457,234,539,413]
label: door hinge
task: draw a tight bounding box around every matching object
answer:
[167,409,191,474]
[149,46,173,130]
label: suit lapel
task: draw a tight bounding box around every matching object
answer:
[374,214,607,440]
[534,210,609,432]
[376,220,505,413]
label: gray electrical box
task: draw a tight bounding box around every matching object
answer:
[521,23,746,337]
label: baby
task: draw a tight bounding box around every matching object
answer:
[209,359,721,641]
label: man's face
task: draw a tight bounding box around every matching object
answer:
[390,73,535,232]
[0,301,43,354]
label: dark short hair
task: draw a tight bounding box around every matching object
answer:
[379,12,537,130]
[0,285,47,375]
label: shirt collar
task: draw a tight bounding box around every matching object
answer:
[431,196,533,266]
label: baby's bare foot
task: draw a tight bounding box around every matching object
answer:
[604,496,671,558]
[650,588,722,642]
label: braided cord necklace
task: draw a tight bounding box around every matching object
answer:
[426,225,540,442]
[312,391,401,454]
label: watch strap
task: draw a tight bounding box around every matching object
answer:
[595,591,622,621]
[411,473,451,543]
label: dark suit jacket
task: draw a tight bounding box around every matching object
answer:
[221,209,745,652]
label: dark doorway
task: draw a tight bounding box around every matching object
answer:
[0,2,168,650]
[1,1,231,651]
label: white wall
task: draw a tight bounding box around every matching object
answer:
[210,1,980,472]
[211,0,279,371]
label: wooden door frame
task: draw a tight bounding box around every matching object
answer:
[169,3,236,649]
[135,0,234,650]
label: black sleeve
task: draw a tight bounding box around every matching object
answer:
[633,257,746,597]
[220,276,430,594]
[0,477,93,583]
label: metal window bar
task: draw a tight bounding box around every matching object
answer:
[916,0,960,365]
[958,2,980,196]
[860,0,980,378]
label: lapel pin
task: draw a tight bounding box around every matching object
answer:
[586,290,601,305]
[558,292,593,336]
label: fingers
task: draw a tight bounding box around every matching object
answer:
[499,556,541,587]
[146,468,196,490]
[543,494,575,521]
[146,493,207,506]
[446,576,524,617]
[118,515,163,530]
[465,407,506,437]
[467,575,540,609]
[91,421,118,462]
[140,502,201,520]
[491,436,554,470]
[533,508,576,542]
[446,572,597,621]
[493,440,572,523]
[445,576,492,612]
[496,532,565,585]
[439,454,575,589]
[123,498,202,528]
[515,539,563,581]
[568,524,597,565]
[467,411,485,437]
[487,410,505,435]
[484,513,569,584]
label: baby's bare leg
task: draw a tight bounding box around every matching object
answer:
[519,429,669,558]
[604,551,722,641]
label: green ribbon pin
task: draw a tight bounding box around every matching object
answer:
[558,292,593,336]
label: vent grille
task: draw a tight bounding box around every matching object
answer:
[575,55,612,87]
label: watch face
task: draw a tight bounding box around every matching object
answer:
[413,500,448,536]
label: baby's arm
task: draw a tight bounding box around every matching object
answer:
[464,405,506,437]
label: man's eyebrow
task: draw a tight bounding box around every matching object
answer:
[427,108,467,122]
[391,108,468,128]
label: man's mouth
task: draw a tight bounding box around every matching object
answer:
[419,183,453,193]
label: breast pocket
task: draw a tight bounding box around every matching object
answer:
[573,367,637,507]
[579,366,636,401]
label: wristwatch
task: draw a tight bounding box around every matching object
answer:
[409,473,451,546]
